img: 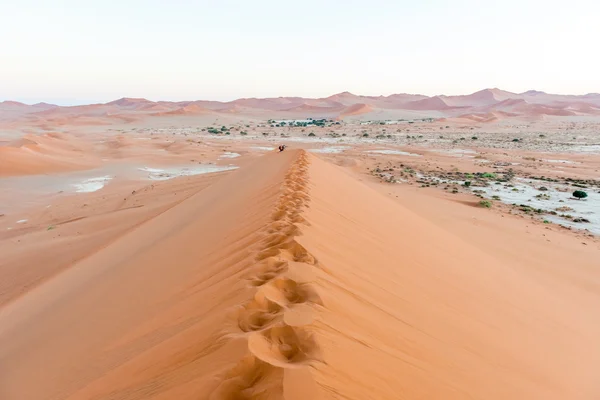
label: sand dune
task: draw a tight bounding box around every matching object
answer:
[402,95,452,110]
[442,88,517,107]
[1,150,598,399]
[3,89,600,125]
[156,104,214,116]
[0,133,98,177]
[337,103,373,118]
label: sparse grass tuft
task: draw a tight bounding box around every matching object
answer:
[478,200,492,208]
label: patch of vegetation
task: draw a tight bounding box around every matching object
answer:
[573,217,590,223]
[479,200,492,208]
[480,172,497,179]
[463,181,471,187]
[573,190,588,200]
[492,195,501,200]
[471,136,478,140]
[555,206,574,212]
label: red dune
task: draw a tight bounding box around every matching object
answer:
[325,91,361,105]
[442,88,518,107]
[456,112,499,123]
[337,103,373,118]
[3,89,599,124]
[1,150,599,399]
[514,103,577,117]
[31,102,59,110]
[402,96,451,110]
[106,97,153,108]
[0,100,29,108]
[155,104,214,116]
[0,134,98,176]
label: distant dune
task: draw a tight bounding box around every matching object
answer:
[402,96,452,110]
[156,104,214,116]
[3,88,600,125]
[338,103,373,118]
[0,133,98,176]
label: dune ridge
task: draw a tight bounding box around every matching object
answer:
[209,151,322,398]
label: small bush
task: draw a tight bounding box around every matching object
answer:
[463,181,471,187]
[492,195,501,200]
[308,132,316,137]
[471,136,478,140]
[555,206,573,212]
[362,133,369,137]
[573,190,588,199]
[479,200,492,208]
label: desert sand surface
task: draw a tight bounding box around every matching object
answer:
[1,90,600,399]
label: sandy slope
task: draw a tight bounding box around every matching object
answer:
[1,151,599,399]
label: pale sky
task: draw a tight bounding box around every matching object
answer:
[2,0,599,105]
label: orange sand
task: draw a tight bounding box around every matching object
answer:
[1,150,599,399]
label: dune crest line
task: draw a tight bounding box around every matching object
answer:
[209,151,322,399]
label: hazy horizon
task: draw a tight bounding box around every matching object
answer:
[3,0,599,106]
[4,87,600,108]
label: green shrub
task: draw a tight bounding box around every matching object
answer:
[573,190,588,199]
[479,200,492,208]
[308,132,316,137]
